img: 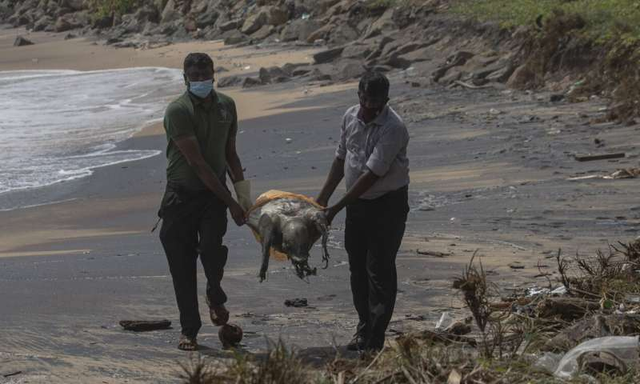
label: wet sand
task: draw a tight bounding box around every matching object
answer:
[1,27,640,383]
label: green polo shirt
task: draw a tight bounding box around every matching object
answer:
[163,90,238,191]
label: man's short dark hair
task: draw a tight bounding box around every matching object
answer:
[359,72,390,98]
[184,53,214,72]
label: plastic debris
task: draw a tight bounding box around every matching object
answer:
[435,312,453,331]
[554,336,639,379]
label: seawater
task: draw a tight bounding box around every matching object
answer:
[0,67,183,196]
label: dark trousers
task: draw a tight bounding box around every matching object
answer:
[158,184,228,338]
[345,186,409,350]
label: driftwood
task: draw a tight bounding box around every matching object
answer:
[574,153,625,162]
[119,319,172,332]
[535,297,600,321]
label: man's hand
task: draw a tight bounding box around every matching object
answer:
[316,197,328,208]
[229,201,246,226]
[322,205,341,226]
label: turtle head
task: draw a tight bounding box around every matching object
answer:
[282,218,316,279]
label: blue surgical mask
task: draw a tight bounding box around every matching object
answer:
[188,80,213,98]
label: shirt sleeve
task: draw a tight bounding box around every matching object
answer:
[164,103,194,140]
[366,123,408,177]
[228,99,238,137]
[335,113,348,160]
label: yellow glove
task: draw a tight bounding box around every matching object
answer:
[233,180,253,211]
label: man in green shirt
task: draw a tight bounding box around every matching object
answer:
[158,53,250,351]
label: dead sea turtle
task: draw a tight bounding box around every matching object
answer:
[246,190,330,282]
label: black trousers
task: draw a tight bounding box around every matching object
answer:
[158,184,228,338]
[345,186,409,349]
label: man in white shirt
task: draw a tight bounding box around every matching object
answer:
[317,72,410,352]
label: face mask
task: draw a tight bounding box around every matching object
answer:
[188,80,213,98]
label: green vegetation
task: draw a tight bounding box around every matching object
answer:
[89,0,140,19]
[453,0,640,43]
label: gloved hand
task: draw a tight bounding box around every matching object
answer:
[233,180,253,212]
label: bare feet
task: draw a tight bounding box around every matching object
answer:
[178,334,198,351]
[209,304,229,326]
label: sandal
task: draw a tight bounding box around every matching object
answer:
[178,334,198,351]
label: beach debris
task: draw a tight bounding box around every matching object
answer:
[574,152,625,162]
[544,315,640,352]
[285,138,293,144]
[2,371,22,378]
[284,298,308,308]
[447,369,462,384]
[14,36,34,46]
[119,319,172,332]
[509,262,525,269]
[536,297,600,321]
[568,167,640,181]
[219,323,243,348]
[435,312,454,331]
[525,286,567,297]
[246,190,329,281]
[554,336,639,379]
[417,249,450,258]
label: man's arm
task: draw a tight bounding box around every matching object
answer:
[226,134,244,183]
[324,169,379,224]
[173,136,245,225]
[316,157,345,207]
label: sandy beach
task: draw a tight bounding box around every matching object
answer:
[1,26,639,383]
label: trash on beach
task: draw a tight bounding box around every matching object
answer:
[284,298,308,308]
[285,138,293,143]
[554,336,639,379]
[568,168,640,181]
[573,152,626,162]
[435,312,453,331]
[119,319,172,332]
[2,371,22,378]
[525,286,567,297]
[417,249,451,258]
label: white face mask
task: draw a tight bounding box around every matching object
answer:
[188,80,213,98]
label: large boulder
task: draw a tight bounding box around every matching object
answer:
[196,9,219,29]
[259,66,290,84]
[13,35,34,46]
[328,23,359,45]
[280,19,322,42]
[217,76,243,88]
[251,25,274,39]
[306,23,333,43]
[337,60,365,80]
[241,10,268,35]
[161,0,180,23]
[313,46,345,64]
[219,19,242,32]
[54,13,83,32]
[33,15,54,32]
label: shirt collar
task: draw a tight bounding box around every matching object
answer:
[356,105,389,127]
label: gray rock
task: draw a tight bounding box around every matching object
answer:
[282,62,307,75]
[383,54,412,69]
[342,43,375,59]
[265,6,289,26]
[259,66,290,84]
[196,9,219,29]
[92,15,113,29]
[217,76,243,88]
[251,25,274,39]
[399,47,431,63]
[337,60,365,80]
[242,77,263,88]
[329,23,359,46]
[13,35,34,46]
[280,19,322,42]
[306,23,333,44]
[59,0,84,11]
[219,19,243,32]
[54,15,80,32]
[33,15,53,32]
[313,46,344,64]
[291,67,312,77]
[161,0,180,24]
[241,11,268,35]
[64,33,77,40]
[364,8,395,38]
[224,30,247,45]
